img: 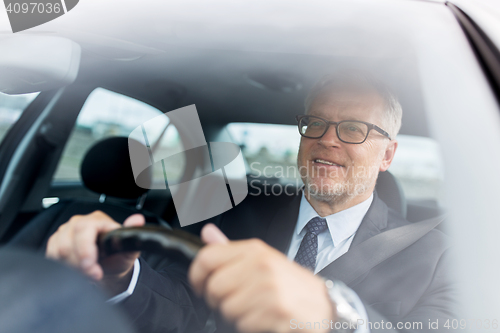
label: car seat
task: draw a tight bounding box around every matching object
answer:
[376,170,407,219]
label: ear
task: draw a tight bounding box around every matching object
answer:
[379,140,398,172]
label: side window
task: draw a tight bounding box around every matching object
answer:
[53,88,185,186]
[0,92,39,143]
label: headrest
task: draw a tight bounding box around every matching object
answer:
[81,137,151,199]
[375,171,407,218]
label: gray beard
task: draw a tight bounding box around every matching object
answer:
[303,176,372,205]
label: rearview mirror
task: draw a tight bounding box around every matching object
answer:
[0,36,81,94]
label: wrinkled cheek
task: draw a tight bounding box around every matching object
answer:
[354,160,380,179]
[297,158,310,179]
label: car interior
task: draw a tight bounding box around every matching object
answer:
[2,0,500,328]
[0,35,446,246]
[7,135,410,250]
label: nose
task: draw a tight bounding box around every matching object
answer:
[318,124,342,148]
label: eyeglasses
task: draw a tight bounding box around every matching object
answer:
[296,115,392,144]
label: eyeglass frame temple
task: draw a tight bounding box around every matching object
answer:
[295,115,392,142]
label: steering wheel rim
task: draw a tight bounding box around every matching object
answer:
[98,226,204,262]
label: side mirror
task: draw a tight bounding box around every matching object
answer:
[0,36,81,94]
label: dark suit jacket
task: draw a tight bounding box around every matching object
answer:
[121,191,458,333]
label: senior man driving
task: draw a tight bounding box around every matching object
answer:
[46,72,456,333]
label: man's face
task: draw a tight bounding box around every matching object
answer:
[297,88,397,204]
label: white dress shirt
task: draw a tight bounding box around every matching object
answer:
[287,192,373,333]
[106,258,141,305]
[111,192,374,333]
[287,193,373,273]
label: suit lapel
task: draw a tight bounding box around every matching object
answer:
[349,191,388,248]
[317,191,388,281]
[264,193,302,254]
[262,191,391,282]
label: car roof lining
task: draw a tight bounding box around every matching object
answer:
[11,0,440,138]
[71,48,429,137]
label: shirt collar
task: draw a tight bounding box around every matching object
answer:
[296,192,374,247]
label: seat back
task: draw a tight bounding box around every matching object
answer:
[376,170,407,218]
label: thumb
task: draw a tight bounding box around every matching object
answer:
[123,214,145,227]
[201,223,229,245]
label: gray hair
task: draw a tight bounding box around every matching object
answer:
[304,71,402,139]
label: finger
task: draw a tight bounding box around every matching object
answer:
[218,278,267,322]
[123,214,145,227]
[189,239,268,296]
[48,222,79,264]
[201,223,229,244]
[59,228,80,264]
[204,254,252,308]
[236,306,279,333]
[46,231,61,260]
[189,242,248,296]
[46,216,78,260]
[86,263,104,281]
[73,214,121,279]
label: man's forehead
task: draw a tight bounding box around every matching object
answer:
[309,89,385,120]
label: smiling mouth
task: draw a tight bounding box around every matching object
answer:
[313,159,343,167]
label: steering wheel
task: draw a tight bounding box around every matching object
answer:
[98,226,205,263]
[99,226,235,332]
